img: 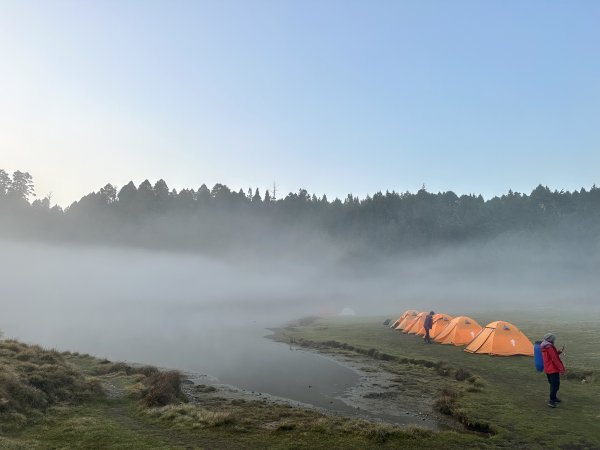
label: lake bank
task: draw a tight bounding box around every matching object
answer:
[1,310,448,429]
[0,337,488,449]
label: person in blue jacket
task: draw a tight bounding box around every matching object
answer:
[424,311,434,343]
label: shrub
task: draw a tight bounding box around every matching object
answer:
[434,388,458,415]
[468,376,485,388]
[435,363,451,377]
[454,368,472,381]
[141,371,183,407]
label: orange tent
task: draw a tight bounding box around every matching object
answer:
[434,316,482,345]
[395,310,418,330]
[417,313,453,338]
[391,310,417,329]
[403,312,428,334]
[464,321,534,356]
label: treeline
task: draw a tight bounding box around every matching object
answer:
[2,169,600,254]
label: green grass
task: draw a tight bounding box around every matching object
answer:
[279,311,600,449]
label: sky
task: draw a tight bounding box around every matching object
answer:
[1,0,599,207]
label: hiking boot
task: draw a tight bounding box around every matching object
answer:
[547,401,557,408]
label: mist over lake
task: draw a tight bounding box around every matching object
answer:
[3,238,598,364]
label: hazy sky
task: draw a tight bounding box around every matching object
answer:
[1,1,599,206]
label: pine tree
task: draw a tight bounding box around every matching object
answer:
[0,169,10,196]
[8,171,35,202]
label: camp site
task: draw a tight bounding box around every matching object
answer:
[279,310,600,448]
[2,1,600,449]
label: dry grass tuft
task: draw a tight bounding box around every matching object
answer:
[145,404,235,428]
[434,388,459,416]
[0,340,103,430]
[140,371,183,407]
[94,362,160,378]
[454,367,472,381]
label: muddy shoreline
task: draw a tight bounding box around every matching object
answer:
[268,328,458,430]
[174,328,457,431]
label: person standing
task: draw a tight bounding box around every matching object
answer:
[540,333,565,408]
[423,311,434,343]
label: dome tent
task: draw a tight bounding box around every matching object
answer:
[391,310,418,329]
[464,321,534,356]
[415,312,450,337]
[416,313,453,337]
[395,310,419,330]
[403,312,428,334]
[434,316,483,346]
[339,308,356,316]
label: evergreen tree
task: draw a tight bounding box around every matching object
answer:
[211,184,231,200]
[196,184,211,204]
[0,169,10,196]
[8,171,35,202]
[117,181,137,204]
[137,180,155,208]
[99,184,117,204]
[153,179,169,203]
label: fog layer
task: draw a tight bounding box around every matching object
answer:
[2,238,597,350]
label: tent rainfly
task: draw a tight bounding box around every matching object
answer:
[417,313,453,338]
[464,321,534,356]
[391,310,418,329]
[403,312,428,334]
[434,316,483,346]
[395,311,419,330]
[415,312,443,336]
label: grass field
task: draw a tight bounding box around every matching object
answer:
[278,310,600,449]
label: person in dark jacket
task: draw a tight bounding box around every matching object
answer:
[540,333,565,408]
[423,311,434,343]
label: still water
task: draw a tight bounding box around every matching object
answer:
[1,243,436,427]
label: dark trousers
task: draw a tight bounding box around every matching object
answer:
[546,373,560,402]
[424,329,431,343]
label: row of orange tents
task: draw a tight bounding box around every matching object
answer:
[390,310,534,356]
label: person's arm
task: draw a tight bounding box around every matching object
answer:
[552,347,566,374]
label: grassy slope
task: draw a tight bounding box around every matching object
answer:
[0,340,489,449]
[279,312,600,450]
